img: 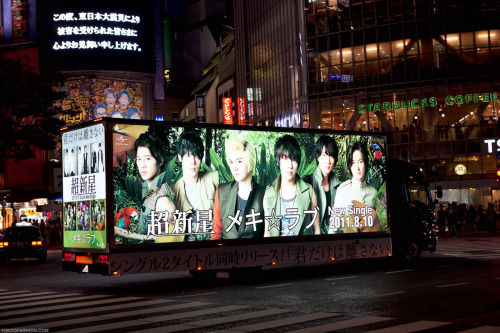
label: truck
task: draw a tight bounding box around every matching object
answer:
[61,119,438,276]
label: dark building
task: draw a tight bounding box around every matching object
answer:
[234,0,500,206]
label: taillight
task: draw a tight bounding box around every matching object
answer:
[31,241,42,246]
[96,255,108,264]
[63,252,74,261]
[0,241,8,247]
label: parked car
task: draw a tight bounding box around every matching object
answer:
[0,225,47,263]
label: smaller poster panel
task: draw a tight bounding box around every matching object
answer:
[62,123,106,249]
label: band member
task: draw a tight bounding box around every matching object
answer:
[172,132,219,241]
[263,135,319,237]
[211,134,265,240]
[304,135,340,234]
[333,141,380,233]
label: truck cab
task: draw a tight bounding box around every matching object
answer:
[388,158,439,261]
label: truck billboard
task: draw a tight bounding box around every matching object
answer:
[62,123,107,249]
[111,123,387,246]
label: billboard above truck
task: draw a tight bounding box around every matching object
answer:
[111,123,388,246]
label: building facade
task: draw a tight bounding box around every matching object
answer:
[234,0,500,205]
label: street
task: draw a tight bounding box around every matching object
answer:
[0,235,499,332]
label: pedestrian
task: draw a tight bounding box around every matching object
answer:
[467,204,477,235]
[437,204,447,237]
[486,202,496,235]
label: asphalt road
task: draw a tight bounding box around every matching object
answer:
[0,235,499,332]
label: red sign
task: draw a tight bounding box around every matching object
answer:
[222,97,233,125]
[237,97,246,125]
[248,102,254,126]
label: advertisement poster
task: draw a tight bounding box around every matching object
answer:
[113,124,387,246]
[62,123,106,249]
[57,78,144,125]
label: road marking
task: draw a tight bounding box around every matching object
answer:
[384,269,414,274]
[58,305,249,333]
[255,283,293,289]
[177,292,219,298]
[36,301,210,329]
[138,308,294,333]
[0,299,168,326]
[365,320,450,332]
[287,316,394,333]
[458,326,500,333]
[436,282,470,288]
[370,291,407,297]
[214,312,340,333]
[0,294,111,311]
[0,296,142,318]
[325,275,358,281]
[0,291,59,301]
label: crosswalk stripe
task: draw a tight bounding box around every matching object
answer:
[0,290,38,297]
[0,299,168,326]
[0,294,111,311]
[214,312,340,333]
[458,326,500,333]
[0,291,59,301]
[139,308,293,333]
[53,305,249,333]
[0,296,140,318]
[286,316,394,333]
[35,301,208,329]
[364,320,450,332]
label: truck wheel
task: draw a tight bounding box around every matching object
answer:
[404,241,421,262]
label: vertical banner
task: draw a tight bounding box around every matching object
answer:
[195,94,206,123]
[237,97,246,125]
[248,102,255,126]
[223,97,233,125]
[62,123,107,249]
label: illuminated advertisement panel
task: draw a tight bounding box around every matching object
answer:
[62,123,106,249]
[222,97,233,125]
[56,78,144,125]
[113,124,387,246]
[237,97,246,125]
[39,0,155,73]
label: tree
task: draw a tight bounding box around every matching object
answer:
[0,58,67,162]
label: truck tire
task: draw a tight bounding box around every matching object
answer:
[404,240,421,262]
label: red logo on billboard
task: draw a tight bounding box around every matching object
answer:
[222,97,233,125]
[237,97,246,125]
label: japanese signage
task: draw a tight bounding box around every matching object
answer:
[237,97,246,125]
[56,78,144,125]
[110,238,391,274]
[112,123,388,247]
[222,97,233,125]
[11,0,28,43]
[39,0,155,73]
[455,164,467,175]
[330,73,353,83]
[62,123,106,249]
[195,94,205,123]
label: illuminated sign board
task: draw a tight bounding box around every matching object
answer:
[39,0,155,73]
[62,123,106,249]
[222,97,233,125]
[455,164,467,175]
[237,97,246,125]
[56,78,144,125]
[112,123,388,246]
[358,92,498,114]
[195,95,205,123]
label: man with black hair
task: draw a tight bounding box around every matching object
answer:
[304,135,341,234]
[172,131,219,241]
[333,141,379,233]
[263,135,319,237]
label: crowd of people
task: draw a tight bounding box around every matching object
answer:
[436,201,497,237]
